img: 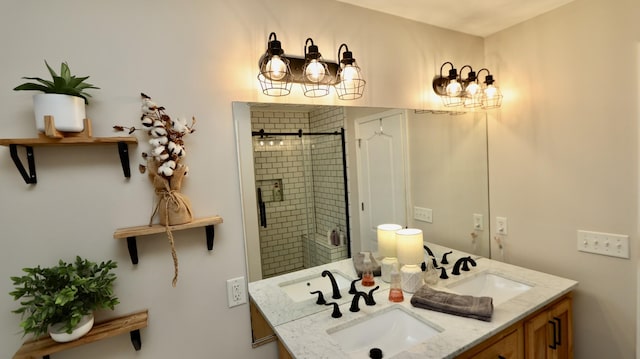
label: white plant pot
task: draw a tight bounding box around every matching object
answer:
[48,313,94,343]
[33,93,86,133]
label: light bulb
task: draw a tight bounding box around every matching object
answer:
[341,65,360,81]
[305,59,326,82]
[269,140,274,146]
[484,85,498,99]
[446,79,462,97]
[259,140,265,146]
[265,55,287,80]
[465,82,479,96]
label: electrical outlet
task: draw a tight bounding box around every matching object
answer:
[414,207,433,223]
[496,217,508,235]
[473,213,484,230]
[577,230,630,259]
[227,277,247,307]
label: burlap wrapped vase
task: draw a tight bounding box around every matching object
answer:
[149,163,194,226]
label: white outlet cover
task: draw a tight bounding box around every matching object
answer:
[227,277,247,307]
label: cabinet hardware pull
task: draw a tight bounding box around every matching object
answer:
[554,317,562,346]
[548,320,558,349]
[498,356,506,359]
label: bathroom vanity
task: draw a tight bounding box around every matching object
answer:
[248,247,577,359]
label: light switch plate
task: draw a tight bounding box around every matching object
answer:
[473,213,484,230]
[496,217,508,235]
[577,230,630,259]
[414,207,433,223]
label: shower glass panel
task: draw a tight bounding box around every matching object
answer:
[251,108,349,279]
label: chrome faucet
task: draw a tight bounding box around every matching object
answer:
[452,256,477,275]
[321,270,342,299]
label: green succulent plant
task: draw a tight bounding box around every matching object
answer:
[9,256,119,338]
[13,61,100,104]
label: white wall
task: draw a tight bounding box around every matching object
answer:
[0,1,482,358]
[485,0,639,357]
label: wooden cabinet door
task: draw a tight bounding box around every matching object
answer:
[524,297,573,359]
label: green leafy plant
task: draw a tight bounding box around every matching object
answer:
[9,256,119,338]
[13,61,100,104]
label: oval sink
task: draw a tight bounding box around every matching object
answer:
[447,271,533,305]
[278,271,352,302]
[327,306,442,358]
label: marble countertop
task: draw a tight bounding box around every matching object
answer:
[249,247,578,358]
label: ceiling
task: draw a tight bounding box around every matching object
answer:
[335,0,575,37]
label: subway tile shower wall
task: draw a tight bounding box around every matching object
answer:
[251,107,348,278]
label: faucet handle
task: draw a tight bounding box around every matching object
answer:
[349,278,359,294]
[439,267,449,279]
[441,251,453,264]
[310,290,326,305]
[325,302,342,318]
[366,286,379,305]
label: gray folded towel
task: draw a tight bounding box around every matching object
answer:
[352,252,382,277]
[410,285,493,321]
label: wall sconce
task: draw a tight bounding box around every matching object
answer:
[433,62,503,109]
[335,44,366,100]
[258,32,293,96]
[477,68,503,109]
[257,32,365,99]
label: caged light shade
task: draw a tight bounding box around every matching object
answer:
[257,32,293,96]
[335,44,366,100]
[301,38,332,97]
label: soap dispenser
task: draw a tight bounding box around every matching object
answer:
[423,256,439,286]
[388,267,404,302]
[361,252,375,287]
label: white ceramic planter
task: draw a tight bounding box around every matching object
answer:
[33,93,86,133]
[48,313,94,343]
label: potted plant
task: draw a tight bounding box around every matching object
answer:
[13,61,99,133]
[9,256,119,342]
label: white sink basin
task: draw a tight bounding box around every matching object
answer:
[328,306,442,358]
[447,271,533,305]
[278,271,352,302]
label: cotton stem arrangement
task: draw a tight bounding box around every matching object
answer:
[114,93,196,287]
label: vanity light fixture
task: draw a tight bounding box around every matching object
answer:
[302,38,332,97]
[477,68,503,109]
[433,62,503,109]
[334,44,366,100]
[460,65,483,108]
[258,32,293,96]
[432,62,463,107]
[257,32,365,100]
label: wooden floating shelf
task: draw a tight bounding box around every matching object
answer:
[13,310,148,359]
[0,117,137,184]
[114,216,224,264]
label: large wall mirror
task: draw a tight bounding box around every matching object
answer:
[234,102,490,283]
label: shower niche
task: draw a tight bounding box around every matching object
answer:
[256,179,283,203]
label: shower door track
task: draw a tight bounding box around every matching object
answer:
[251,128,351,258]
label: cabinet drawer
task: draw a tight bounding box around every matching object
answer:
[470,326,523,359]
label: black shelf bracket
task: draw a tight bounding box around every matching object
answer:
[130,329,142,350]
[206,224,215,250]
[127,236,139,264]
[9,144,37,184]
[117,141,131,178]
[6,142,131,184]
[125,224,217,264]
